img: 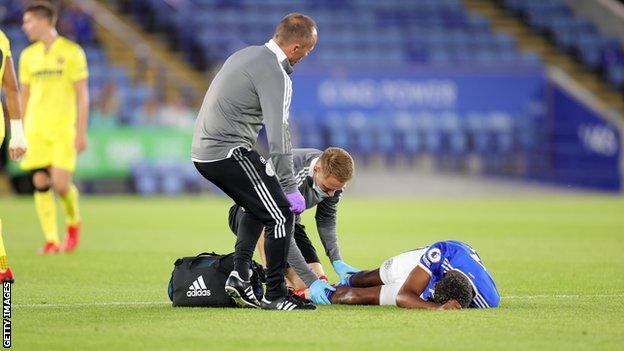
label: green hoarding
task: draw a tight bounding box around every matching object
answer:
[9,127,192,179]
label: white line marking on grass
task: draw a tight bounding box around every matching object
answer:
[14,301,170,308]
[12,294,624,309]
[503,294,624,300]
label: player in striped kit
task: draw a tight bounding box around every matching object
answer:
[328,240,500,309]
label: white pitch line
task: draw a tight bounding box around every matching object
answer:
[12,294,624,309]
[502,294,624,300]
[14,301,170,308]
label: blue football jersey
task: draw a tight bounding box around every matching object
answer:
[418,240,500,308]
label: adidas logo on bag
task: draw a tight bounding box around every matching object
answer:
[187,275,211,297]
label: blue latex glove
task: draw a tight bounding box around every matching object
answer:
[332,260,361,284]
[309,279,336,305]
[285,191,305,214]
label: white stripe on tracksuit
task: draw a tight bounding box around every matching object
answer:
[280,65,292,152]
[232,150,287,238]
[295,167,309,186]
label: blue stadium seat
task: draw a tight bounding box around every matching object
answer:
[439,112,467,155]
[467,15,490,33]
[606,64,624,88]
[131,163,159,195]
[576,33,604,70]
[347,112,375,157]
[156,163,185,195]
[467,113,491,154]
[371,116,397,155]
[294,118,325,149]
[393,113,421,156]
[489,113,515,154]
[126,0,540,70]
[324,114,351,150]
[414,112,443,154]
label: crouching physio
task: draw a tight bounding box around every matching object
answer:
[228,147,360,305]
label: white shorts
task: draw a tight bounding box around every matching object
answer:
[378,248,427,306]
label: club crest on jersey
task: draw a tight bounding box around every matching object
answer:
[265,162,275,177]
[427,248,441,263]
[57,56,65,65]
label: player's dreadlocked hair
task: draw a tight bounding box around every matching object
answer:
[433,270,473,308]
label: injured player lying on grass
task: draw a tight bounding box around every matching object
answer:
[327,240,500,310]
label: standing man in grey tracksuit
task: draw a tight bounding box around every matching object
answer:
[192,13,328,310]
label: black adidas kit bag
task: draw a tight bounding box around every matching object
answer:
[168,252,265,307]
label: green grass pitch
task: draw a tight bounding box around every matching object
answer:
[1,195,623,350]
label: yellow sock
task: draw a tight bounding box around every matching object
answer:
[59,184,80,226]
[0,219,8,270]
[34,190,60,244]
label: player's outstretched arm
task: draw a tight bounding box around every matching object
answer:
[74,78,89,153]
[396,266,461,310]
[3,56,27,161]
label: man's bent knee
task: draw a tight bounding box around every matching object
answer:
[31,169,51,191]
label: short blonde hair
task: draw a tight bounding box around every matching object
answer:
[318,147,354,183]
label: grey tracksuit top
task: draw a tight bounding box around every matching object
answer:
[191,39,297,193]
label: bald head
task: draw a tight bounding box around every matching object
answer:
[274,13,317,47]
[272,13,317,66]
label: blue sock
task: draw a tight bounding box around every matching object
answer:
[325,288,335,302]
[345,272,365,287]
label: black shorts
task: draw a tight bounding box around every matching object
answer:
[228,204,320,264]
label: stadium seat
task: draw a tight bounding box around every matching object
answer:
[370,116,397,156]
[489,112,515,154]
[467,113,491,154]
[346,112,376,158]
[324,114,351,150]
[606,64,624,88]
[131,163,159,195]
[501,0,619,84]
[294,118,325,149]
[125,0,536,70]
[414,113,443,155]
[393,113,422,156]
[439,112,467,155]
[156,163,185,195]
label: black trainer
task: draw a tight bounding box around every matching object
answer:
[224,271,260,308]
[261,292,317,311]
[287,288,316,306]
